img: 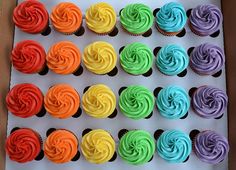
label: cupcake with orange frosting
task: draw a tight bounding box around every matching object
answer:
[5,128,42,163]
[51,2,83,35]
[44,129,78,163]
[13,0,49,34]
[86,2,116,35]
[6,83,44,118]
[44,84,80,119]
[46,41,81,75]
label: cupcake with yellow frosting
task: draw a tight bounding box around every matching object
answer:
[83,41,117,74]
[86,2,116,35]
[51,2,83,35]
[44,84,80,119]
[44,129,78,163]
[81,129,115,164]
[46,41,81,75]
[82,84,116,118]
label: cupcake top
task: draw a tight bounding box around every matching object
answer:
[51,2,82,34]
[118,130,155,165]
[190,43,225,75]
[120,42,153,75]
[156,44,189,75]
[157,130,192,163]
[189,4,222,36]
[83,41,117,74]
[120,3,154,34]
[46,41,81,74]
[6,83,43,118]
[44,84,80,119]
[11,40,46,74]
[156,2,187,33]
[81,129,115,164]
[157,86,190,119]
[192,86,228,119]
[5,128,41,163]
[13,0,49,34]
[82,84,116,118]
[86,2,116,34]
[119,85,154,119]
[194,131,229,164]
[44,129,78,163]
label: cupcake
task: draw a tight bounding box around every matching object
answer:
[82,84,116,118]
[118,130,155,165]
[120,3,154,35]
[190,43,225,75]
[86,2,116,35]
[191,86,228,119]
[120,42,153,75]
[81,129,115,164]
[44,84,80,119]
[13,0,49,34]
[155,2,187,36]
[44,129,78,163]
[157,130,192,163]
[83,41,117,74]
[193,130,229,164]
[189,4,223,36]
[119,85,154,119]
[46,41,81,74]
[11,40,46,74]
[6,83,44,118]
[5,128,42,163]
[156,86,190,119]
[51,2,82,35]
[156,44,189,76]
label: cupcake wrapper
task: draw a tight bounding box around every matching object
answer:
[121,25,145,36]
[188,19,206,37]
[155,23,181,36]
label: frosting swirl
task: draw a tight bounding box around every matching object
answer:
[83,41,117,74]
[13,0,49,34]
[44,84,80,119]
[189,4,222,36]
[81,129,115,164]
[157,86,190,119]
[118,130,155,165]
[46,41,81,74]
[192,86,228,119]
[5,128,41,163]
[194,131,229,164]
[119,86,154,119]
[120,3,154,34]
[157,130,192,163]
[120,42,153,75]
[86,2,116,33]
[190,43,225,75]
[156,2,187,32]
[156,44,189,75]
[82,84,116,118]
[6,83,43,118]
[11,40,46,74]
[44,130,78,163]
[51,2,82,34]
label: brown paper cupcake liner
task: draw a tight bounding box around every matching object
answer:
[155,22,181,36]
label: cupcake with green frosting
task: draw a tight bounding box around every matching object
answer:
[156,2,187,36]
[118,130,155,165]
[120,3,154,35]
[119,86,154,119]
[120,42,153,75]
[156,44,189,76]
[156,86,190,119]
[157,130,192,163]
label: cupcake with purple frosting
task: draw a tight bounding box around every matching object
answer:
[193,130,229,164]
[192,86,228,119]
[189,4,222,36]
[190,43,225,75]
